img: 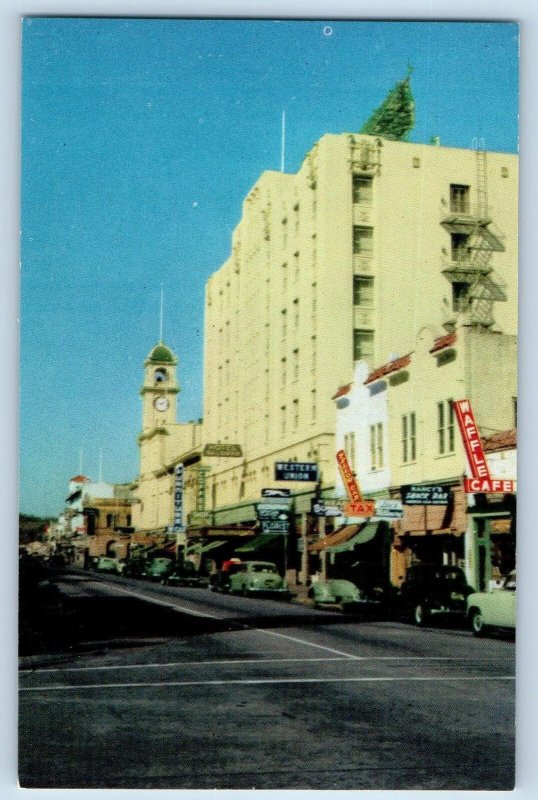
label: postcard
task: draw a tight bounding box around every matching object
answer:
[19,17,518,791]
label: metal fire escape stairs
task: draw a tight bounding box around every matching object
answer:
[441,149,506,327]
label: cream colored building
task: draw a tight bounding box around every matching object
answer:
[203,133,518,515]
[132,342,205,535]
[333,323,516,586]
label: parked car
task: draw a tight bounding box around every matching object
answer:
[228,561,289,598]
[164,561,208,588]
[122,557,147,578]
[143,557,174,582]
[398,564,474,626]
[210,559,243,593]
[466,571,516,636]
[95,556,122,575]
[308,579,361,611]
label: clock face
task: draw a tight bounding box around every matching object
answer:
[154,396,169,412]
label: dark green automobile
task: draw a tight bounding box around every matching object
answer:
[143,557,174,582]
[95,556,123,575]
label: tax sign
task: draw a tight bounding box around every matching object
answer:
[336,449,375,517]
[453,399,516,494]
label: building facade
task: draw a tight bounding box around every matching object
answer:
[202,133,517,517]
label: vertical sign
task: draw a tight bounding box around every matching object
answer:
[336,449,375,517]
[173,464,185,532]
[453,399,516,493]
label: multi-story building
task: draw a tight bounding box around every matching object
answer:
[331,323,516,588]
[203,133,518,518]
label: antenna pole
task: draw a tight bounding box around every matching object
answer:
[159,283,164,343]
[98,450,103,483]
[281,110,286,172]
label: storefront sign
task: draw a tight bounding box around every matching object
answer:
[203,443,243,457]
[260,519,290,534]
[374,499,404,519]
[464,478,516,494]
[256,504,291,521]
[336,449,362,504]
[453,400,490,480]
[275,461,318,482]
[311,500,343,517]
[402,484,451,505]
[173,464,185,532]
[344,500,376,517]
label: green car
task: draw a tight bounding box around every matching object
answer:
[229,561,289,598]
[143,557,174,582]
[308,579,361,611]
[467,571,516,636]
[95,556,122,575]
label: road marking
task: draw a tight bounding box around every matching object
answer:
[19,675,515,693]
[19,655,476,675]
[253,628,362,659]
[93,584,225,620]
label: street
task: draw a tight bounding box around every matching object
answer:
[19,571,515,790]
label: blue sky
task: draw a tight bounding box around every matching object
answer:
[20,18,519,517]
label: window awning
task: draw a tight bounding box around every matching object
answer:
[309,524,360,553]
[235,533,281,554]
[200,539,227,554]
[309,522,383,553]
[326,521,381,552]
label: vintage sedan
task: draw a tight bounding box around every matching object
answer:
[308,579,361,611]
[95,556,123,575]
[398,564,474,626]
[143,557,174,582]
[466,571,516,636]
[164,561,208,588]
[228,561,289,598]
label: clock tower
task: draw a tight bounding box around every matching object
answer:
[140,341,179,430]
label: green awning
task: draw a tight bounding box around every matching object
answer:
[234,533,281,554]
[200,539,227,553]
[327,522,381,553]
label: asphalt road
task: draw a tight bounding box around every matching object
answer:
[19,571,515,790]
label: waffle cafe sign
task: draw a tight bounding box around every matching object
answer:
[453,399,516,494]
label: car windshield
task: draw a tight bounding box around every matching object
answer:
[251,564,277,573]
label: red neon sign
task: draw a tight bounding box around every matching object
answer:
[453,400,491,481]
[336,449,362,503]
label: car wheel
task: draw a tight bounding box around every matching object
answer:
[471,609,487,637]
[413,603,428,626]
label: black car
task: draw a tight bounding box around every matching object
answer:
[164,561,208,588]
[398,564,474,626]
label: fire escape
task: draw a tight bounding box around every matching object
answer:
[441,150,506,328]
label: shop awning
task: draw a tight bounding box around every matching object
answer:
[235,533,281,554]
[309,524,360,553]
[200,539,227,553]
[326,521,381,553]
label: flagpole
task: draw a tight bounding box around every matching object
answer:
[281,110,286,172]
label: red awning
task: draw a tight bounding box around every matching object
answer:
[365,354,412,385]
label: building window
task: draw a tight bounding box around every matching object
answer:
[293,251,300,281]
[154,369,167,383]
[353,226,373,255]
[127,514,132,527]
[437,399,455,455]
[106,514,113,527]
[452,282,471,312]
[282,262,287,292]
[352,174,373,204]
[282,217,288,249]
[353,275,374,306]
[353,329,374,362]
[344,432,356,473]
[293,399,299,429]
[370,423,384,470]
[293,348,299,381]
[450,184,470,214]
[281,308,287,340]
[451,232,471,262]
[293,297,299,328]
[281,357,287,388]
[281,405,286,437]
[311,335,317,373]
[311,389,317,422]
[402,412,416,463]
